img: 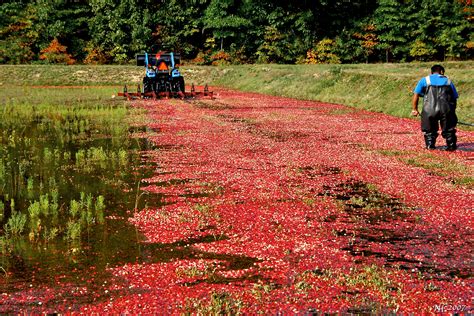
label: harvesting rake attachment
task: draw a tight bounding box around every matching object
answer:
[118,52,213,100]
[119,83,213,100]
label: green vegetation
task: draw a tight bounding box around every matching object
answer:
[379,149,473,188]
[204,62,474,124]
[1,1,472,64]
[311,265,399,312]
[3,62,472,125]
[4,211,26,237]
[0,79,147,253]
[185,291,244,315]
[0,64,143,86]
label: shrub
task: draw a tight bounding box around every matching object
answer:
[39,38,76,65]
[193,51,212,65]
[4,211,27,237]
[84,44,109,64]
[211,50,231,66]
[410,40,435,61]
[306,39,341,64]
[65,220,81,242]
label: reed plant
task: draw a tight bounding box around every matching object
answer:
[4,210,27,237]
[28,201,41,232]
[0,200,4,222]
[0,161,5,195]
[65,220,81,242]
[42,227,59,243]
[50,189,59,220]
[69,199,81,218]
[95,195,105,224]
[39,194,49,216]
[26,178,34,199]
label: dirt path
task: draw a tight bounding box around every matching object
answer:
[87,89,473,313]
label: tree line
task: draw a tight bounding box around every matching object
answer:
[1,0,472,65]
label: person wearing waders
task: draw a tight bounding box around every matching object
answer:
[412,64,458,151]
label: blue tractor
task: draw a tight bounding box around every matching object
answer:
[136,52,185,94]
[119,51,212,100]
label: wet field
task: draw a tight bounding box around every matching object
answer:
[0,87,162,308]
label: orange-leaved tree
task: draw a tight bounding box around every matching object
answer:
[84,44,109,64]
[39,38,75,64]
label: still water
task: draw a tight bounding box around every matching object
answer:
[0,102,163,307]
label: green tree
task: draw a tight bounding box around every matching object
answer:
[0,2,38,63]
[255,4,315,63]
[352,21,379,63]
[88,0,152,63]
[334,32,366,64]
[151,0,203,58]
[1,0,472,64]
[373,0,418,62]
[308,0,378,63]
[305,38,341,64]
[32,0,91,61]
[416,0,472,60]
[409,40,435,61]
[201,0,250,51]
[256,25,291,63]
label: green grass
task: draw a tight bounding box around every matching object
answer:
[379,149,473,188]
[1,62,473,127]
[0,65,143,86]
[203,62,473,126]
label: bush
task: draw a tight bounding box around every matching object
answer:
[39,38,76,65]
[305,39,341,64]
[84,44,109,64]
[211,51,231,66]
[4,211,27,237]
[410,40,435,61]
[193,51,212,65]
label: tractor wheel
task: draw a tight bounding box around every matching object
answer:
[143,77,153,94]
[171,76,185,93]
[179,76,185,93]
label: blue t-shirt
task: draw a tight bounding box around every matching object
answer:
[413,74,458,98]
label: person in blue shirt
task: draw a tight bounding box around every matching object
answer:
[412,64,458,151]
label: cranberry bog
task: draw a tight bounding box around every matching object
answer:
[0,64,473,314]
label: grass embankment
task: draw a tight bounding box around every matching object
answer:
[1,62,473,126]
[191,62,474,126]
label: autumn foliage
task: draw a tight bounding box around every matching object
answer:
[39,38,75,65]
[83,45,109,65]
[210,50,232,66]
[305,39,340,64]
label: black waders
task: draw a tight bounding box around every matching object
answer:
[421,76,458,150]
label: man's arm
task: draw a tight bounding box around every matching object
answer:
[411,93,420,116]
[412,77,426,117]
[451,82,459,99]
